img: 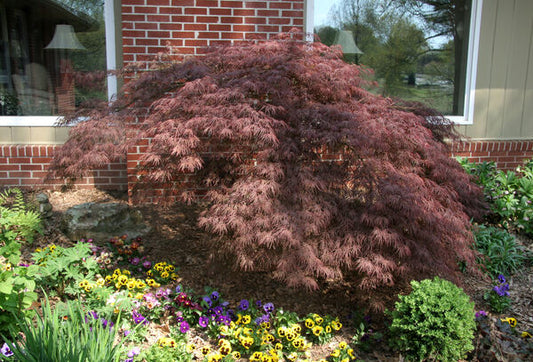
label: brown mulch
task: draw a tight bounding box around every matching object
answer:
[28,188,533,360]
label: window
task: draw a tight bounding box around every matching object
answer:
[308,0,482,124]
[0,0,119,126]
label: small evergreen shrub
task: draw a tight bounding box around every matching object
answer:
[388,277,476,361]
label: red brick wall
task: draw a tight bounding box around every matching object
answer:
[0,146,128,191]
[121,0,305,67]
[450,140,533,171]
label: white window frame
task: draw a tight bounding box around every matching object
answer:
[0,0,118,127]
[305,0,483,125]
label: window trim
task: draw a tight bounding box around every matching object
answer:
[305,0,483,125]
[0,0,118,127]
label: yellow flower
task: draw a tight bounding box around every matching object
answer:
[292,337,305,349]
[201,346,211,355]
[312,325,323,336]
[136,280,146,289]
[292,324,302,334]
[287,352,297,361]
[240,336,254,349]
[251,351,263,361]
[135,293,144,299]
[501,317,518,328]
[339,341,348,349]
[331,320,342,330]
[521,331,532,338]
[286,330,296,341]
[171,273,178,280]
[161,271,169,279]
[305,318,315,328]
[277,327,286,337]
[325,325,332,333]
[330,349,340,358]
[207,352,222,362]
[347,348,355,358]
[219,343,231,356]
[314,315,324,325]
[78,280,89,288]
[186,343,196,353]
[165,265,175,272]
[96,278,105,287]
[275,343,283,350]
[231,351,241,359]
[242,315,251,324]
[117,275,128,285]
[127,280,136,290]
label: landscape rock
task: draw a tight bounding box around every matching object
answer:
[62,202,151,243]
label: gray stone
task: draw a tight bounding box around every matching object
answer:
[62,202,151,242]
[35,192,53,218]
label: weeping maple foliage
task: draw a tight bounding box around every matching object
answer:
[50,32,487,309]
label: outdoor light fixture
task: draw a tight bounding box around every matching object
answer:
[334,30,362,64]
[45,24,86,50]
[333,30,363,55]
[45,24,86,113]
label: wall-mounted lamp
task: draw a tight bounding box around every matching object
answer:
[334,30,363,64]
[45,24,86,114]
[45,24,86,50]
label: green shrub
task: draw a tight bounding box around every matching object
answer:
[4,296,124,362]
[388,277,476,361]
[459,157,533,235]
[0,188,41,337]
[473,224,526,278]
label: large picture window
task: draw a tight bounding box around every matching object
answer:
[0,0,113,123]
[310,0,482,124]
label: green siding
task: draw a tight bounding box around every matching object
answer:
[461,0,533,139]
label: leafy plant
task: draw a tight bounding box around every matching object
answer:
[49,33,487,309]
[484,274,512,313]
[388,277,476,361]
[4,297,124,362]
[0,188,41,337]
[460,157,533,235]
[473,224,526,278]
[32,242,100,298]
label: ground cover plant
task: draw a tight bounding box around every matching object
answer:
[460,158,533,235]
[49,32,487,311]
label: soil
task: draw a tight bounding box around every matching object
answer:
[27,189,533,361]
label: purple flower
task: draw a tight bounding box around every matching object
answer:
[175,285,182,294]
[211,291,220,301]
[131,257,140,266]
[124,330,131,337]
[493,283,510,297]
[498,274,506,284]
[239,299,249,311]
[180,321,190,333]
[132,311,148,325]
[1,343,13,357]
[213,306,223,315]
[124,359,133,362]
[88,311,99,320]
[263,302,274,314]
[475,310,488,318]
[18,262,29,267]
[142,260,151,269]
[127,347,141,358]
[256,300,262,307]
[202,296,213,308]
[199,316,209,328]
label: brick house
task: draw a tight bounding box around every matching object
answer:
[0,0,532,193]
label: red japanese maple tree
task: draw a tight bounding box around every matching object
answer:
[50,33,486,309]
